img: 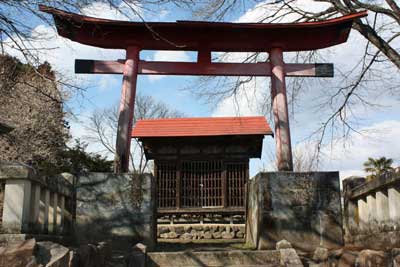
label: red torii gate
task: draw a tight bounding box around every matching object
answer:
[40,5,367,173]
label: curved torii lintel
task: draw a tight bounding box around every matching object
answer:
[39,5,367,52]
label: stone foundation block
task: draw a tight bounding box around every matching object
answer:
[357,249,389,267]
[246,172,343,252]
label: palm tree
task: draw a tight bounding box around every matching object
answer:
[363,157,394,181]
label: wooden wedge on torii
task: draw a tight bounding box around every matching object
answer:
[40,5,367,173]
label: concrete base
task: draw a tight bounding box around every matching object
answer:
[343,173,400,251]
[346,230,400,251]
[75,173,156,250]
[146,250,281,267]
[246,172,343,252]
[0,234,71,246]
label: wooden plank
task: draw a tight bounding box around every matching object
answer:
[75,59,125,74]
[140,61,334,77]
[176,159,181,209]
[157,207,245,215]
[75,59,334,77]
[222,161,227,208]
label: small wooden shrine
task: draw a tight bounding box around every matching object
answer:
[132,116,273,215]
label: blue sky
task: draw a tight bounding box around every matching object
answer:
[4,0,400,178]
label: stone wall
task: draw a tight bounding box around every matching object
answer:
[75,172,156,250]
[0,56,68,170]
[343,172,400,250]
[246,172,343,252]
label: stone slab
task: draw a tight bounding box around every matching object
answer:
[2,180,31,233]
[279,248,303,267]
[0,163,73,197]
[0,238,37,267]
[146,250,281,267]
[246,172,343,252]
[0,163,36,180]
[36,241,70,267]
[350,172,400,199]
[0,234,72,247]
[75,172,156,250]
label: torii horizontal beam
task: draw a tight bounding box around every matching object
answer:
[75,52,333,172]
[75,60,334,77]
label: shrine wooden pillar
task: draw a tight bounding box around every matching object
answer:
[115,46,140,173]
[270,48,293,171]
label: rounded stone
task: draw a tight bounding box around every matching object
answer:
[221,231,235,239]
[203,231,212,239]
[180,233,193,240]
[167,231,178,239]
[313,247,329,263]
[236,231,244,238]
[158,226,169,235]
[276,239,292,250]
[174,226,185,235]
[212,232,222,239]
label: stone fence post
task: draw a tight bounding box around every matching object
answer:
[342,172,400,250]
[0,163,75,239]
[342,176,366,242]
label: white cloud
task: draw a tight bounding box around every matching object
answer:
[3,13,126,91]
[237,0,331,23]
[147,50,191,81]
[81,2,142,21]
[212,77,268,117]
[158,10,170,20]
[98,75,121,92]
[322,120,400,177]
[153,50,191,62]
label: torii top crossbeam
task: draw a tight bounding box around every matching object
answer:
[40,5,366,52]
[40,5,366,173]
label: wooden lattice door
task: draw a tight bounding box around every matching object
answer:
[227,162,247,207]
[156,159,248,210]
[156,162,177,208]
[181,160,223,208]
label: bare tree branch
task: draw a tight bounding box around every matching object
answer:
[86,93,184,173]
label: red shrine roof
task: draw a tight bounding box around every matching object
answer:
[39,5,367,52]
[132,116,273,138]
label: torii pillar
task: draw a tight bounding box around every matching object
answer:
[270,48,293,171]
[114,47,139,173]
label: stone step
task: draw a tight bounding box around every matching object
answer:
[146,250,281,267]
[106,250,126,267]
